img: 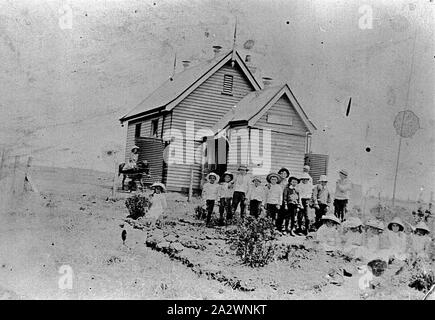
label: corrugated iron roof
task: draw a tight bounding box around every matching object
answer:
[119,49,262,122]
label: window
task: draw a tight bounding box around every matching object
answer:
[135,123,141,137]
[222,74,233,95]
[151,119,159,137]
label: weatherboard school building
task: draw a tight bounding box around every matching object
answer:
[119,47,326,193]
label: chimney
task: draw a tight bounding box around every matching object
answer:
[262,77,273,87]
[245,54,257,74]
[213,45,222,57]
[182,60,191,70]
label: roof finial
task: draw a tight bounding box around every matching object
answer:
[231,17,237,68]
[170,52,177,81]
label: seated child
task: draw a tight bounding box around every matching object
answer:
[281,176,302,235]
[360,219,389,262]
[386,217,408,262]
[316,214,342,252]
[265,173,283,224]
[247,176,266,218]
[202,172,220,226]
[147,182,167,228]
[409,221,432,261]
[341,216,364,257]
[218,171,234,225]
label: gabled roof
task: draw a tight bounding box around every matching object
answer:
[212,83,316,134]
[119,49,262,122]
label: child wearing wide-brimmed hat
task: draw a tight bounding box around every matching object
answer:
[312,175,332,230]
[265,173,283,224]
[202,172,220,226]
[360,219,390,262]
[334,169,352,222]
[231,165,251,220]
[316,213,342,252]
[296,172,313,235]
[277,168,290,231]
[218,171,234,225]
[341,217,364,257]
[409,221,432,260]
[386,217,408,261]
[147,182,167,228]
[123,145,140,170]
[281,176,302,235]
[247,176,266,218]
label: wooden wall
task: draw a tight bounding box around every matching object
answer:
[165,62,256,191]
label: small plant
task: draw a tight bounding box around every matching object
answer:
[125,194,150,220]
[230,216,278,267]
[195,205,206,220]
[408,258,435,292]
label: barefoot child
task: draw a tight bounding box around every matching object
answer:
[247,176,266,218]
[218,171,234,225]
[265,173,282,225]
[202,172,220,226]
[282,176,302,235]
[147,182,167,228]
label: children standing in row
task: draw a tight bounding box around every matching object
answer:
[218,171,234,225]
[231,165,250,220]
[247,176,266,218]
[312,175,332,230]
[296,173,313,235]
[281,176,302,235]
[201,172,220,226]
[265,173,283,223]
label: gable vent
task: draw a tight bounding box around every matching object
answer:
[222,74,233,95]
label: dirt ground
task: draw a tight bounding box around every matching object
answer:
[0,166,431,300]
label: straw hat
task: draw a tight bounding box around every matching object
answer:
[318,175,328,182]
[288,176,300,183]
[303,165,310,171]
[278,167,290,177]
[415,221,430,234]
[343,216,362,229]
[339,169,349,177]
[266,172,282,183]
[252,176,262,183]
[131,145,139,151]
[365,219,384,231]
[387,217,404,232]
[206,172,220,181]
[299,172,311,180]
[237,165,249,171]
[222,171,234,182]
[322,214,341,225]
[151,182,166,192]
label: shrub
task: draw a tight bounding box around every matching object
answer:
[231,216,278,267]
[125,194,150,220]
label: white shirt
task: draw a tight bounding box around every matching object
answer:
[248,185,266,203]
[335,178,351,200]
[297,182,313,199]
[202,182,219,201]
[266,184,283,205]
[233,174,251,193]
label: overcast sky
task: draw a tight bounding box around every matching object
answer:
[0,0,433,201]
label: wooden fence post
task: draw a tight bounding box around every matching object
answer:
[112,161,118,198]
[188,167,194,202]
